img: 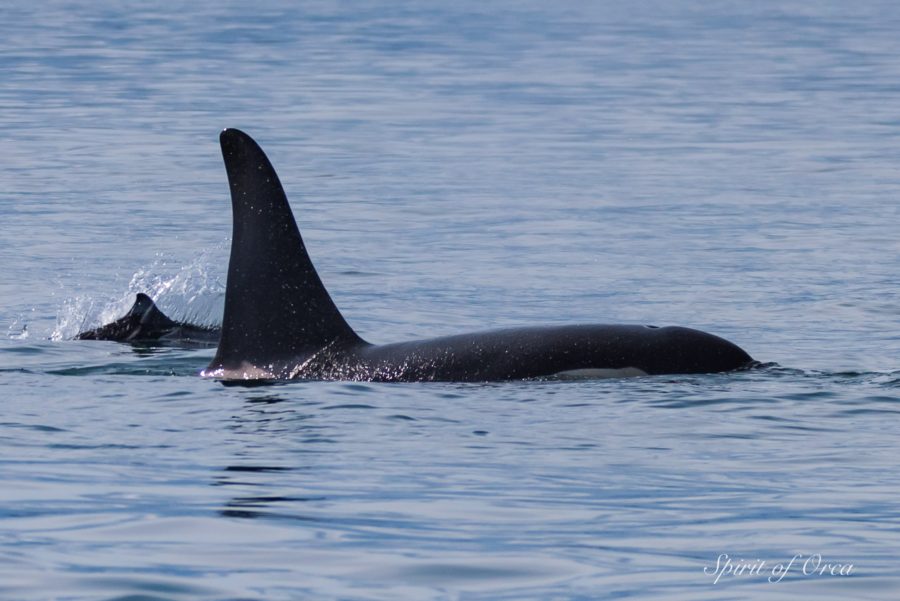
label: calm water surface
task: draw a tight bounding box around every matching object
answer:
[2,1,900,599]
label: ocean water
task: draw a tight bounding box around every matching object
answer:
[2,1,900,599]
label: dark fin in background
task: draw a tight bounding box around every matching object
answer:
[209,129,363,372]
[77,293,177,341]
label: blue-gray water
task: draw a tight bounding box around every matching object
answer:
[2,1,900,599]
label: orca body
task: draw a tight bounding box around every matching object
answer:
[77,293,219,346]
[203,128,753,382]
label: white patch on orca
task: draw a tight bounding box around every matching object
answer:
[552,367,649,380]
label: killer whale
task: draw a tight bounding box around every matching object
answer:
[202,128,753,381]
[77,293,219,346]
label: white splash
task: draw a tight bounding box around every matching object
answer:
[52,248,226,341]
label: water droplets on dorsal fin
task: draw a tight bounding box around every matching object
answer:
[208,129,363,374]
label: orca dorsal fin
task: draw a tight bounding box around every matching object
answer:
[130,293,178,331]
[209,129,363,374]
[128,292,165,320]
[126,292,155,316]
[77,293,176,341]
